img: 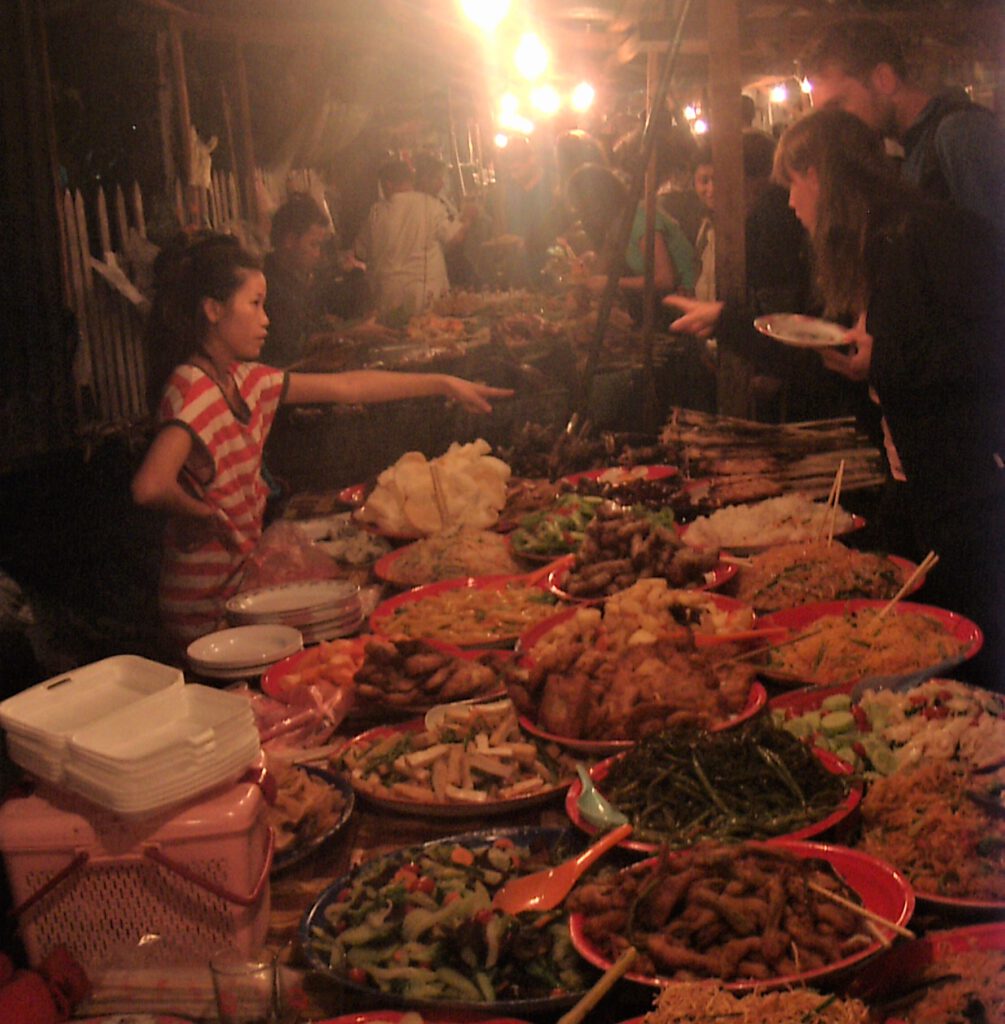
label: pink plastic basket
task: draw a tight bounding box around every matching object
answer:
[0,778,272,971]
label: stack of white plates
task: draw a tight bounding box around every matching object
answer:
[186,624,304,679]
[224,579,364,644]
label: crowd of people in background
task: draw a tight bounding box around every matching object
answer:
[133,14,1004,687]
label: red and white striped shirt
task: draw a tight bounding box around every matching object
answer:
[157,361,287,647]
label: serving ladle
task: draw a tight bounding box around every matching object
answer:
[575,763,628,829]
[491,822,632,915]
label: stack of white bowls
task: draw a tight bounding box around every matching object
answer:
[186,624,304,680]
[224,579,363,644]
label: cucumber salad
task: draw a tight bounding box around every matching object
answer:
[772,678,1005,776]
[306,834,590,1004]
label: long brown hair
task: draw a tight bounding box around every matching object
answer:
[772,109,903,318]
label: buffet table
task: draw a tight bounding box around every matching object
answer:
[43,412,1003,1022]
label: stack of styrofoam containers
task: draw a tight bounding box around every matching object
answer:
[0,655,261,817]
[0,655,271,973]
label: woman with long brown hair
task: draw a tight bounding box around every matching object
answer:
[772,108,1005,690]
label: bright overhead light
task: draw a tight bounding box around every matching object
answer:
[683,104,698,121]
[459,0,510,32]
[570,81,595,112]
[770,83,788,104]
[494,133,509,149]
[693,118,709,135]
[499,92,519,116]
[498,110,535,136]
[514,32,548,80]
[800,77,813,94]
[530,84,561,116]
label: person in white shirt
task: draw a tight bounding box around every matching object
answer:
[354,159,474,318]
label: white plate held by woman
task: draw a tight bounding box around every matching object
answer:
[754,313,848,348]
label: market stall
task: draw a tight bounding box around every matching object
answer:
[0,412,1001,1024]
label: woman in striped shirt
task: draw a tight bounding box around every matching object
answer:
[132,234,510,650]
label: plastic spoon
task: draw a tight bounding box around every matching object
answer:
[491,822,632,915]
[576,764,628,829]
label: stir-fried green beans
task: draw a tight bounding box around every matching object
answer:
[599,719,851,846]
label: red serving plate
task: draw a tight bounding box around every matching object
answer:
[546,553,737,601]
[516,592,756,659]
[559,464,678,487]
[337,483,369,508]
[568,839,915,992]
[315,1015,536,1024]
[679,513,867,553]
[565,746,860,850]
[372,533,519,588]
[261,636,508,717]
[369,572,561,648]
[519,683,767,757]
[341,717,570,818]
[756,598,984,688]
[846,922,1005,1009]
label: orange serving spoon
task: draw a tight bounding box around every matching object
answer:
[491,822,633,915]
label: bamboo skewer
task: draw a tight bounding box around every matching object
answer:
[808,882,915,939]
[723,626,824,665]
[865,919,893,949]
[556,947,637,1024]
[428,462,449,530]
[875,551,939,620]
[824,459,845,546]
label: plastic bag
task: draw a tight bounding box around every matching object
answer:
[239,520,342,593]
[233,683,350,754]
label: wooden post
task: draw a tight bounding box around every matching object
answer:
[707,0,750,418]
[131,181,147,239]
[640,45,661,431]
[155,30,177,201]
[114,184,129,255]
[232,38,259,226]
[168,15,197,226]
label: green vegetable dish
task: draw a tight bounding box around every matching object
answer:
[509,494,604,559]
[595,719,853,847]
[303,832,591,1005]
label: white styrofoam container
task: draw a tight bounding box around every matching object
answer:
[0,778,272,971]
[68,685,255,767]
[0,656,184,752]
[64,734,262,817]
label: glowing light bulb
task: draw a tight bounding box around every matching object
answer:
[514,33,548,80]
[530,84,561,116]
[800,77,813,94]
[770,83,788,104]
[459,0,510,32]
[683,105,698,121]
[693,118,708,135]
[499,92,519,116]
[494,133,509,148]
[571,81,595,112]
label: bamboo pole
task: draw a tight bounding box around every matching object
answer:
[707,0,749,418]
[72,190,111,420]
[232,38,259,226]
[114,185,129,256]
[168,15,196,226]
[96,186,112,256]
[132,181,147,239]
[639,43,660,433]
[56,191,85,420]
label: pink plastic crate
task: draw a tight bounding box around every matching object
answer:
[0,778,272,971]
